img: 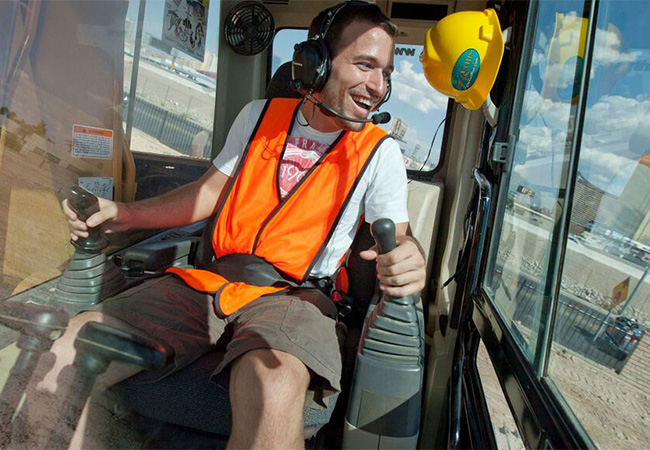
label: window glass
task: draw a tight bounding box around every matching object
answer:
[271,31,447,173]
[0,0,219,299]
[546,2,650,448]
[484,1,650,447]
[385,44,448,172]
[271,28,307,75]
[483,0,588,364]
[1,1,135,298]
[124,0,218,162]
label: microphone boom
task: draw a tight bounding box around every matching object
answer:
[306,95,391,125]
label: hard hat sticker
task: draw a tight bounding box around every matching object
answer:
[452,49,481,91]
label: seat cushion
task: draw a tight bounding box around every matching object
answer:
[112,350,337,437]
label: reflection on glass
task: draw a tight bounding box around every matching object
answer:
[123,0,219,160]
[0,1,131,298]
[484,0,587,363]
[547,1,650,448]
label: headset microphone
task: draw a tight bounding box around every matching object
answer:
[370,112,391,125]
[309,97,391,125]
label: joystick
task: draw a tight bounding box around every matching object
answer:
[0,302,69,445]
[343,218,425,449]
[45,321,168,449]
[54,186,125,312]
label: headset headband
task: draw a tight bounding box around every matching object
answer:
[317,1,373,42]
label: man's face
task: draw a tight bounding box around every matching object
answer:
[311,20,394,132]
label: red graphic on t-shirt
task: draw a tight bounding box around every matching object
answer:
[279,136,329,197]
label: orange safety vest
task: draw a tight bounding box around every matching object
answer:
[168,98,389,317]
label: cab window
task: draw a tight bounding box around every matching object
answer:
[483,0,650,447]
[0,0,220,298]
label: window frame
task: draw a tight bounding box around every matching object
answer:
[462,0,604,448]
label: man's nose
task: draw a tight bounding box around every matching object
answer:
[367,69,386,99]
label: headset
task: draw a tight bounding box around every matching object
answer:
[291,1,392,109]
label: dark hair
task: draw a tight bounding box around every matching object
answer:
[308,2,398,58]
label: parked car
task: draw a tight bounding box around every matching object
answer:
[604,316,644,360]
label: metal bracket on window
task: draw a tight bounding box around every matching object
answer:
[490,134,516,169]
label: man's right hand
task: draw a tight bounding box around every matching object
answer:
[62,198,131,241]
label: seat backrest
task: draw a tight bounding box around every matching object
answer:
[265,61,303,99]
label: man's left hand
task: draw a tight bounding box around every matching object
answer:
[359,235,426,298]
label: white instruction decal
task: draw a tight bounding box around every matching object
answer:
[72,125,113,159]
[78,177,114,200]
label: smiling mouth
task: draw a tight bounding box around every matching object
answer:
[351,95,373,111]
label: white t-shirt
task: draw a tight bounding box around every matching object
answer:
[214,99,409,278]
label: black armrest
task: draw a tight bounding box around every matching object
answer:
[117,237,201,273]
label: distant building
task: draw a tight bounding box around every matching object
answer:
[389,118,408,142]
[147,34,173,55]
[608,155,650,244]
[572,172,618,232]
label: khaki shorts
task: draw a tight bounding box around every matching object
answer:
[92,275,344,406]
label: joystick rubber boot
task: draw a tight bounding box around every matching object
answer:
[54,186,125,312]
[343,219,425,449]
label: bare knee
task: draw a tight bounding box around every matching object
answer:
[228,349,309,448]
[232,349,309,400]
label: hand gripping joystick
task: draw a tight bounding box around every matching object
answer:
[371,218,397,258]
[67,185,109,253]
[343,219,425,449]
[0,302,69,445]
[45,322,169,449]
[54,186,125,312]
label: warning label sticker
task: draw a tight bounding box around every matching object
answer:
[72,125,113,159]
[78,177,114,200]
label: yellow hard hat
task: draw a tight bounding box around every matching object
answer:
[420,9,504,110]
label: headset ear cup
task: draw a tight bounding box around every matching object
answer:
[291,38,330,94]
[314,38,331,92]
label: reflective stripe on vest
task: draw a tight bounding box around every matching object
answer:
[168,98,388,317]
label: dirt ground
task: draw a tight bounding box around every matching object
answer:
[478,341,650,449]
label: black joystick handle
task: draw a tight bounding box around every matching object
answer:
[0,302,69,343]
[0,302,69,444]
[46,322,169,449]
[370,218,416,305]
[74,321,168,373]
[371,218,396,255]
[67,186,108,253]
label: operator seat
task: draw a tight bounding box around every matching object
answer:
[111,62,379,447]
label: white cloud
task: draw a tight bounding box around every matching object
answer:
[517,90,650,195]
[391,60,448,114]
[519,124,556,159]
[592,28,641,67]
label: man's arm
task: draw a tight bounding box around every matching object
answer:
[64,166,230,240]
[359,221,427,298]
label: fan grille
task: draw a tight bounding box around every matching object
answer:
[224,2,275,56]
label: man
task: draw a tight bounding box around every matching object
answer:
[31,2,426,448]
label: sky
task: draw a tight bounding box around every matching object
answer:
[511,0,650,210]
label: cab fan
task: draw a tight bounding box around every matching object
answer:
[224,1,275,56]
